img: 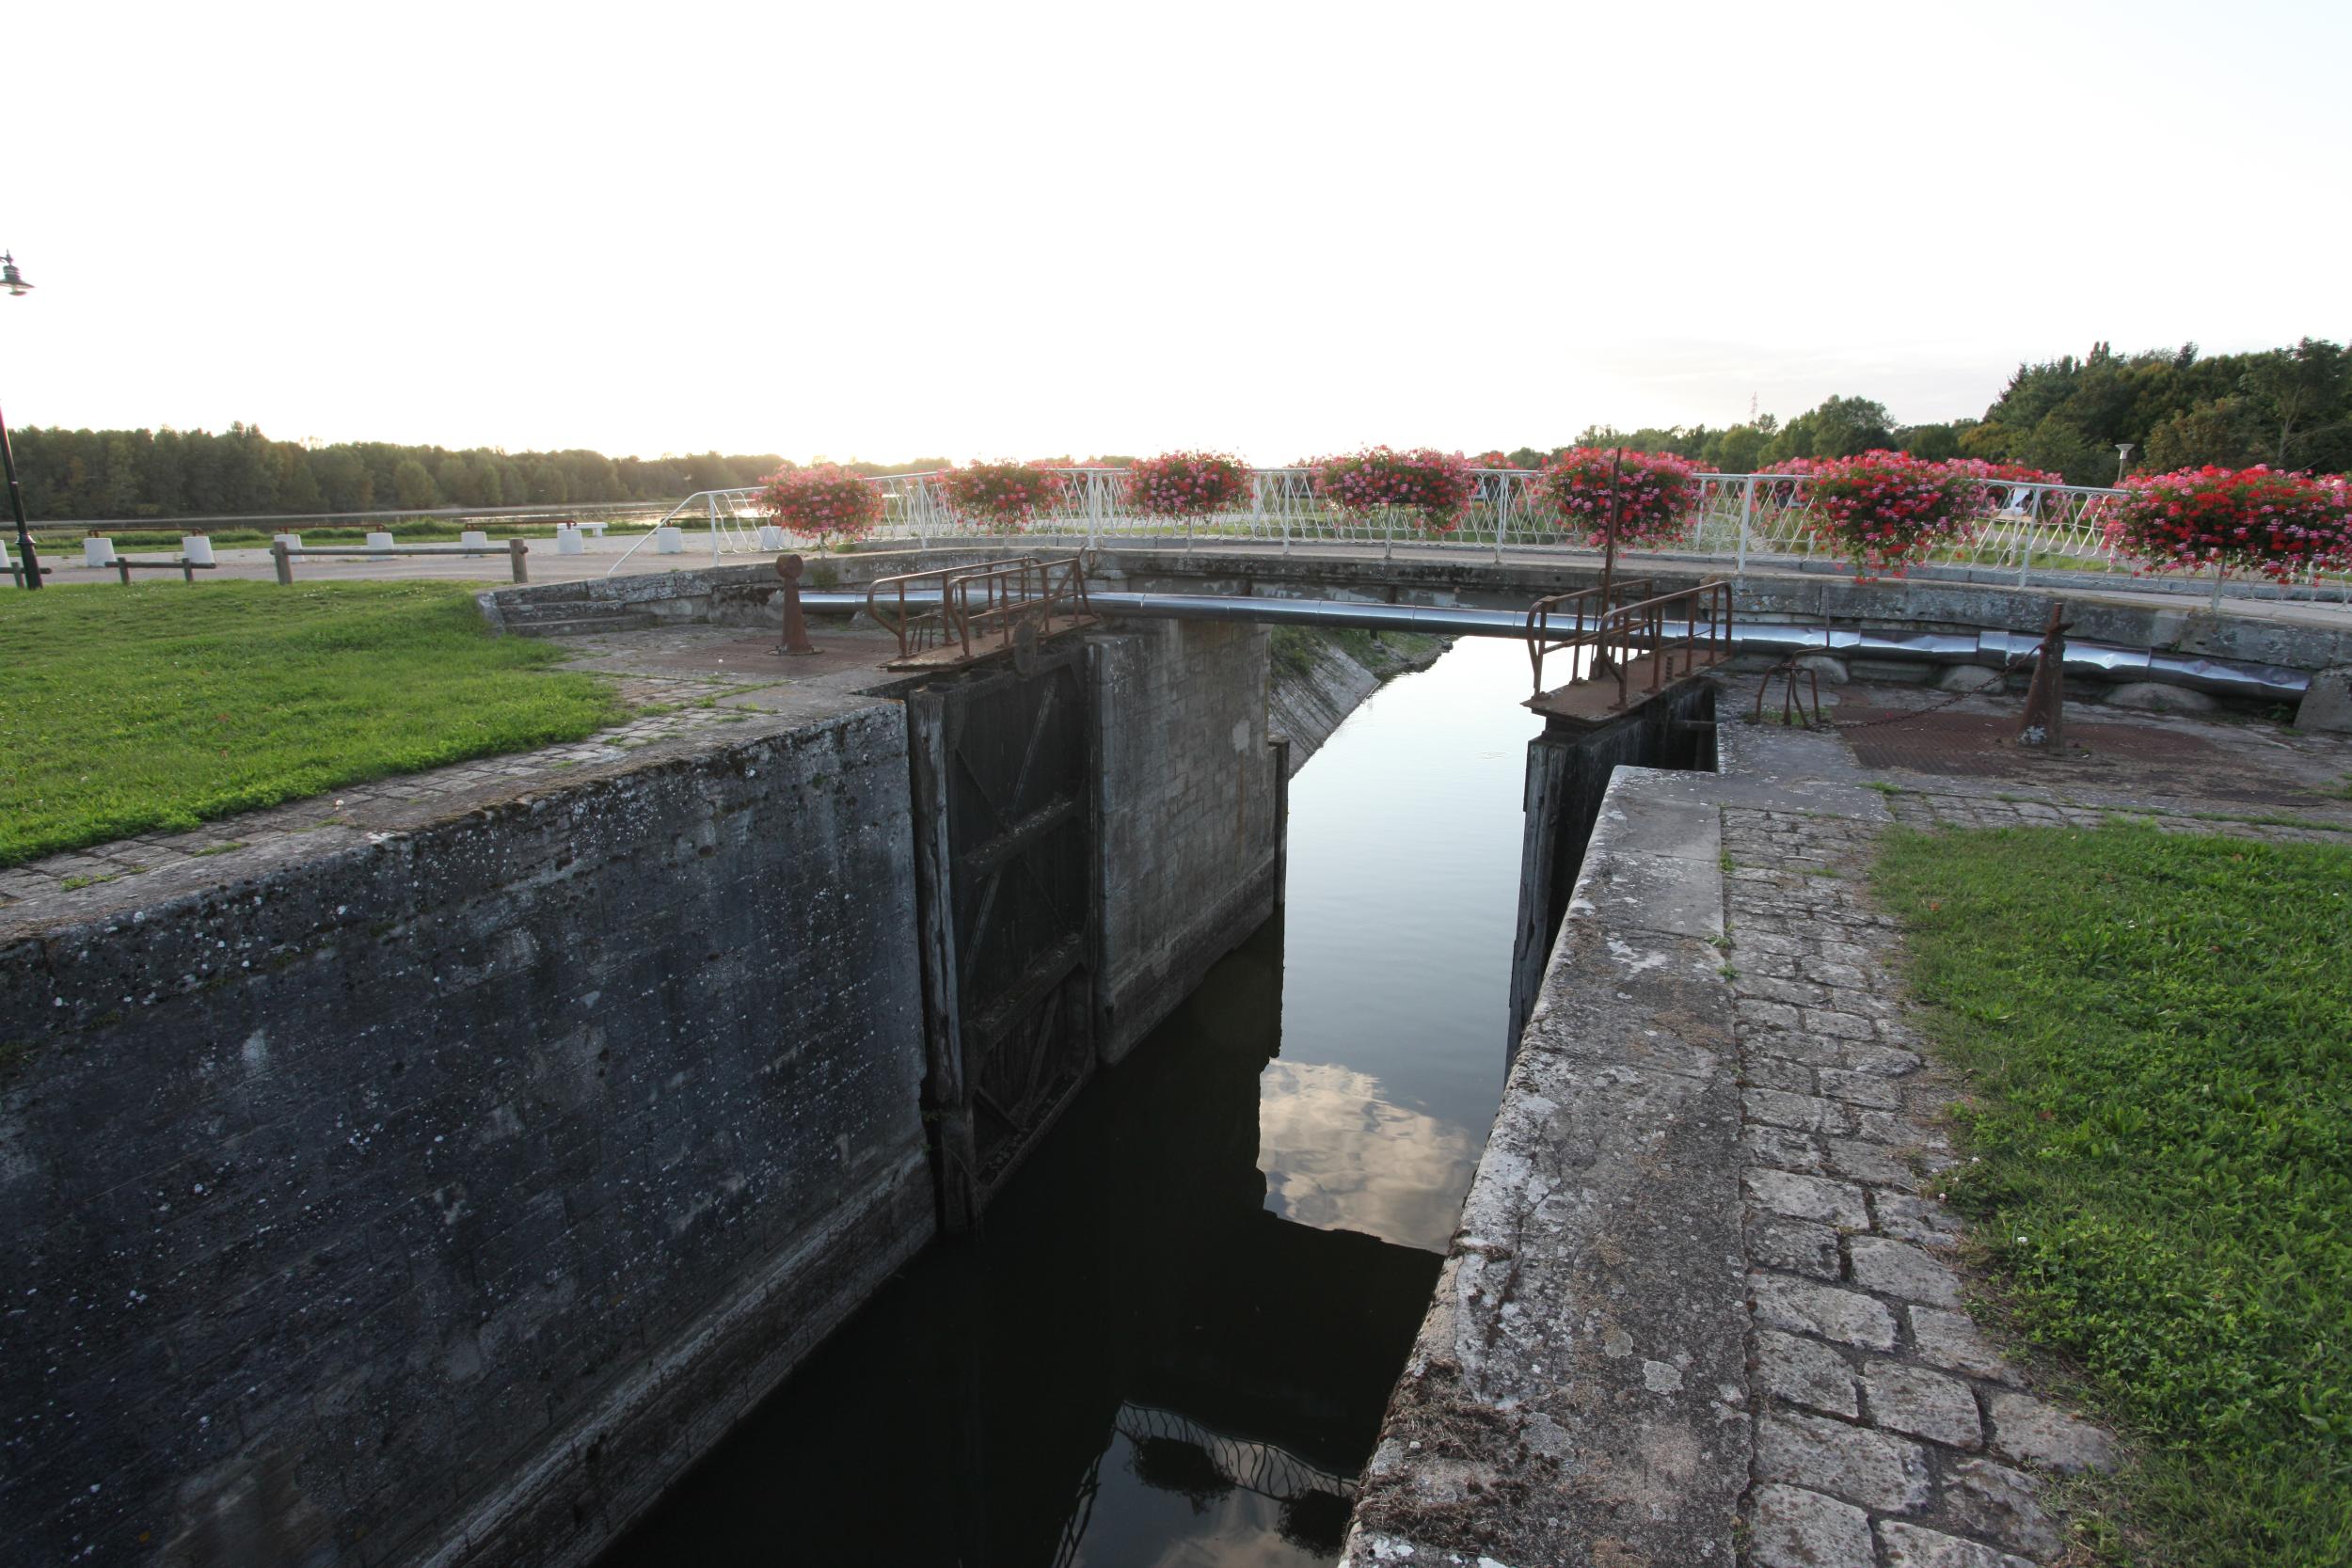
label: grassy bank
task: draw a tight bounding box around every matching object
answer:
[0,582,627,867]
[1875,822,2352,1566]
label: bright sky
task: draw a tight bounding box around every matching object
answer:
[7,1,2346,467]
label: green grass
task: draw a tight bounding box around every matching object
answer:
[1875,822,2352,1566]
[0,581,627,867]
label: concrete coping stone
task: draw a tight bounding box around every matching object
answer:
[1342,764,1754,1567]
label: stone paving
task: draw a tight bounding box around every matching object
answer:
[1725,804,2114,1568]
[1718,682,2344,1568]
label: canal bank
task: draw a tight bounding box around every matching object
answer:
[603,634,1549,1565]
[0,614,1288,1568]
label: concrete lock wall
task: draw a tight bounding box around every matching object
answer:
[0,710,933,1568]
[0,605,1299,1568]
[1508,684,1720,1051]
[1092,620,1287,1065]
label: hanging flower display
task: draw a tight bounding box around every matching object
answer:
[1310,446,1477,534]
[1799,451,1985,578]
[1534,447,1700,547]
[755,464,885,546]
[1938,458,2070,487]
[938,460,1069,533]
[2107,465,2352,583]
[1124,451,1254,517]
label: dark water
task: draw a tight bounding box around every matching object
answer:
[603,639,1540,1567]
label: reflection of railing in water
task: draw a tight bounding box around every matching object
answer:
[864,554,1095,665]
[1113,1402,1360,1507]
[1049,1400,1366,1568]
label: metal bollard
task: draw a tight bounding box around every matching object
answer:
[774,554,819,656]
[509,537,529,584]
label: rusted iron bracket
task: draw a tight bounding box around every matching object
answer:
[1754,657,1823,728]
[2015,602,2071,750]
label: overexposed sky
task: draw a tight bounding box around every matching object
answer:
[6,0,2345,465]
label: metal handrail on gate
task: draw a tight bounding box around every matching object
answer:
[1524,578,1654,694]
[1529,580,1734,708]
[865,555,1094,662]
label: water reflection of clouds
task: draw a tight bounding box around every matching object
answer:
[1255,1060,1479,1254]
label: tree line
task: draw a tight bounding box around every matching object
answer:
[11,337,2344,519]
[3,426,792,521]
[1542,337,2349,487]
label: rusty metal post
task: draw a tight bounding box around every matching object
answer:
[115,560,131,585]
[1597,447,1622,616]
[272,539,294,585]
[508,537,529,583]
[774,553,820,656]
[2016,601,2071,750]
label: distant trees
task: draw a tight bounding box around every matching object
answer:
[1962,339,2352,483]
[1490,336,2352,485]
[7,425,790,521]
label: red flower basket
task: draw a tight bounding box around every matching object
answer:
[2108,465,2352,583]
[1939,459,2069,487]
[939,460,1069,533]
[1799,451,1984,578]
[1125,451,1253,518]
[755,464,885,547]
[1535,447,1699,547]
[1310,446,1477,534]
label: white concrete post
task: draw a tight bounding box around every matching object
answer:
[273,531,303,552]
[1737,477,1754,578]
[181,535,215,565]
[554,525,586,556]
[84,537,118,566]
[655,526,685,555]
[459,530,491,555]
[365,531,395,551]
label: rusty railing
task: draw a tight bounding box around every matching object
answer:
[1524,578,1654,694]
[865,555,1094,662]
[1530,579,1734,708]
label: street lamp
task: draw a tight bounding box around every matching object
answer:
[1,250,39,591]
[2113,442,2134,486]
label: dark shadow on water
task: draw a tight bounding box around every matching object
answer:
[602,914,1443,1568]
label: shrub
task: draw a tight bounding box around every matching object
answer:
[1310,446,1477,534]
[2107,465,2352,582]
[1800,450,1984,578]
[755,464,885,546]
[1534,447,1700,546]
[1124,451,1253,517]
[939,460,1068,533]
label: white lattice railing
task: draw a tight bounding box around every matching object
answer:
[608,469,2351,601]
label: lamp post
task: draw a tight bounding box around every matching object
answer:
[1,250,38,591]
[2113,442,2134,486]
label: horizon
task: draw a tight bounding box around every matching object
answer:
[6,2,2347,466]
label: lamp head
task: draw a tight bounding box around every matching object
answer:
[0,253,29,297]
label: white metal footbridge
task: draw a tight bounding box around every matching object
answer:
[606,467,2350,605]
